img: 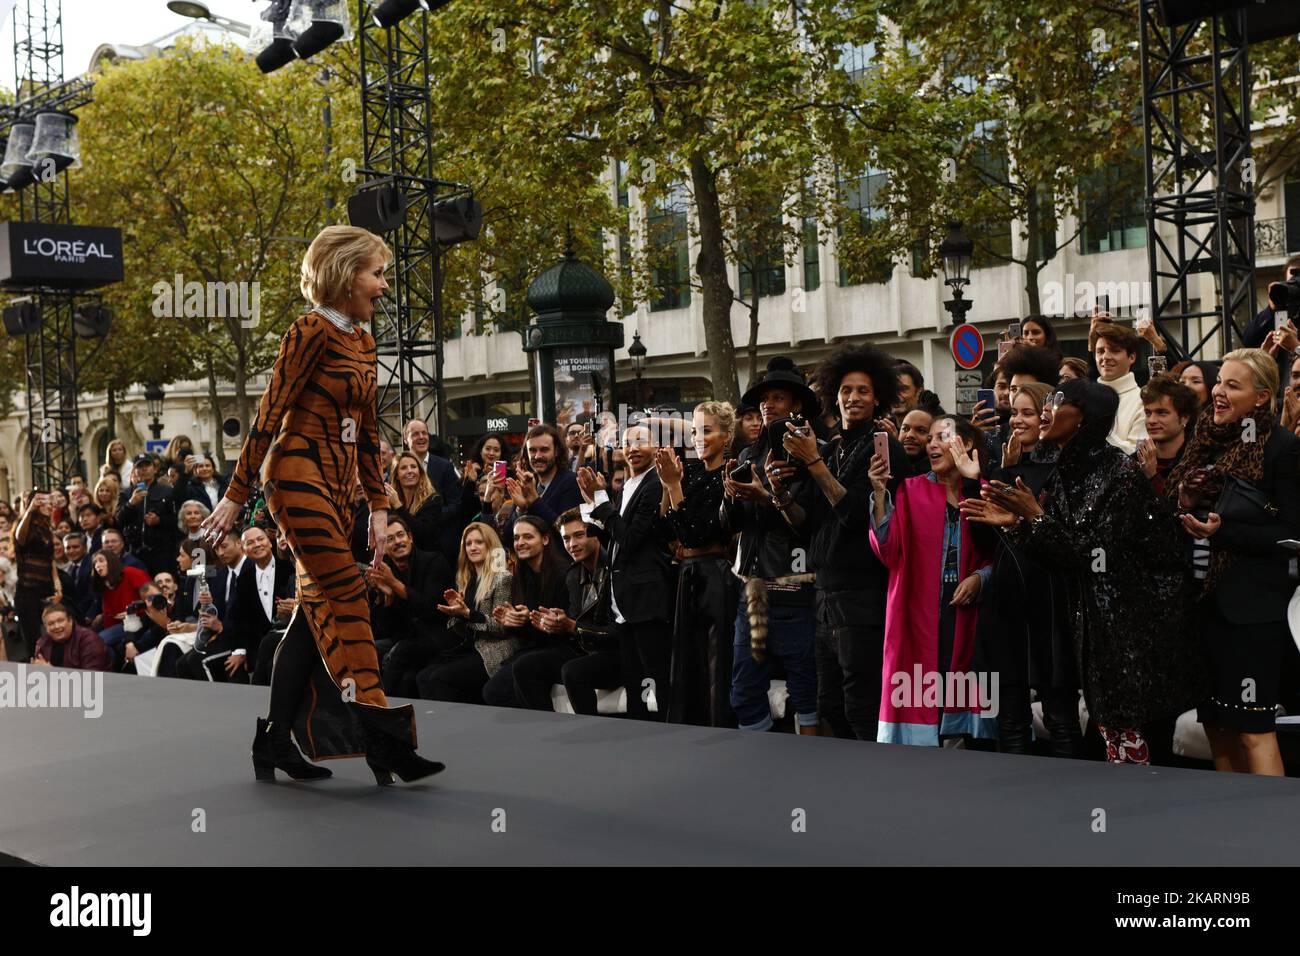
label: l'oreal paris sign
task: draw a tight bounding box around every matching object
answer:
[21,236,116,263]
[0,221,124,289]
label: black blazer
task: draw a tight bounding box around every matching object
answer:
[590,468,672,625]
[229,555,296,660]
[1210,425,1300,624]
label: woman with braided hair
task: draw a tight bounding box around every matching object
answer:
[1165,348,1300,775]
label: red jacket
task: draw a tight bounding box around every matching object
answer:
[99,565,153,623]
[34,623,111,671]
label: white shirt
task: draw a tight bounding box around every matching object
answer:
[255,556,276,623]
[593,468,649,625]
[1101,371,1147,455]
[202,479,220,509]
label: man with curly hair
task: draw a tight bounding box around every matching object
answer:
[776,344,910,741]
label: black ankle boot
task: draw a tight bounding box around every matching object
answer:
[356,707,444,784]
[251,718,333,782]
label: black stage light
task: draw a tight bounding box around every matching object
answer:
[290,0,349,59]
[433,195,482,245]
[347,184,408,233]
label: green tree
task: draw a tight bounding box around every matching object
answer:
[68,37,357,467]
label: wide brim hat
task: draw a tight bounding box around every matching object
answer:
[740,359,821,419]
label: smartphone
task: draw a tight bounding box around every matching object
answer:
[998,339,1011,359]
[730,461,754,483]
[1136,316,1152,332]
[136,482,147,492]
[584,419,595,436]
[976,388,996,411]
[493,460,507,481]
[1148,356,1168,376]
[1007,321,1021,340]
[1098,294,1110,313]
[873,431,891,478]
[1276,310,1290,332]
[765,415,806,455]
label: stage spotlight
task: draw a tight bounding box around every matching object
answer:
[2,298,40,336]
[289,0,351,59]
[27,111,81,174]
[347,183,408,233]
[253,0,297,74]
[372,0,427,28]
[432,195,482,245]
[72,303,113,338]
[1,123,36,190]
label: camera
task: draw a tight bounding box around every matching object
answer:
[765,414,807,456]
[1268,278,1300,313]
[126,600,147,616]
[148,594,168,611]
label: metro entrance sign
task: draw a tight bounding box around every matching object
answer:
[950,323,984,370]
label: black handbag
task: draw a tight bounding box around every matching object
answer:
[1214,475,1277,524]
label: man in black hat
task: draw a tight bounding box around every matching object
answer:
[778,344,910,741]
[721,356,822,735]
[115,454,181,576]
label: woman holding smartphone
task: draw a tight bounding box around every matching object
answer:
[977,383,1080,756]
[1166,348,1300,775]
[961,378,1206,765]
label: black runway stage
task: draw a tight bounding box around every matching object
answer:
[1,662,1297,866]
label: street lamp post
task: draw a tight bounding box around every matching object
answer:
[145,384,165,441]
[938,220,974,328]
[629,330,647,408]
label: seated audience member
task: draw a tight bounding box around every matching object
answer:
[62,531,97,623]
[174,530,244,682]
[153,571,179,610]
[77,502,107,554]
[100,526,147,573]
[387,450,457,564]
[480,514,571,707]
[176,499,212,543]
[416,522,518,703]
[365,514,453,697]
[528,508,621,716]
[31,603,110,672]
[89,550,154,664]
[122,581,179,674]
[229,525,296,685]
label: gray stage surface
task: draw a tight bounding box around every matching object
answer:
[1,662,1297,866]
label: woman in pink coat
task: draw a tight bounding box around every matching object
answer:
[868,415,998,746]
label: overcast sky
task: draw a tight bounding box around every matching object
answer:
[0,0,254,92]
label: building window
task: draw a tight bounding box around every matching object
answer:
[969,129,1014,268]
[836,168,889,286]
[738,205,786,300]
[1079,157,1146,255]
[647,181,691,312]
[803,217,820,292]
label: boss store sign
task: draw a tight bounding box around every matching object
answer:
[0,221,124,289]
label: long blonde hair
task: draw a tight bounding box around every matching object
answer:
[456,521,504,598]
[392,450,437,513]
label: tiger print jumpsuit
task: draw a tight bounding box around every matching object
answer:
[226,309,416,758]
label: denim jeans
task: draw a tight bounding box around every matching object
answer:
[731,600,818,731]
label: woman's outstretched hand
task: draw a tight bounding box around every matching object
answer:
[200,498,242,546]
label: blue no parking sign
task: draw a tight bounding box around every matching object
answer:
[950,324,984,370]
